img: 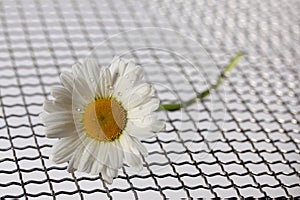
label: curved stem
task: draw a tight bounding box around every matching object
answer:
[158,53,243,112]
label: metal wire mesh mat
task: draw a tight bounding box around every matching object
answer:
[0,0,299,199]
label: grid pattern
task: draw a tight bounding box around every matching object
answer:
[0,0,299,199]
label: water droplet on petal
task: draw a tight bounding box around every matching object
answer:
[130,80,134,84]
[90,78,94,82]
[76,108,81,112]
[117,92,122,96]
[107,85,114,90]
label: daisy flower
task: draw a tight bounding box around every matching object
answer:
[40,56,165,183]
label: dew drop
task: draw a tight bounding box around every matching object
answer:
[118,92,122,96]
[107,85,114,90]
[76,108,81,112]
[90,78,94,82]
[130,80,134,84]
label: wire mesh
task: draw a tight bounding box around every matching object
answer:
[0,0,299,199]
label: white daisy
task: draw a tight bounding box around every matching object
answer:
[40,56,164,184]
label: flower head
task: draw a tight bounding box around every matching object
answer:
[40,56,164,183]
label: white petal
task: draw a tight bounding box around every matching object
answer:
[43,100,56,113]
[67,141,86,173]
[72,62,84,77]
[124,61,136,74]
[123,62,144,82]
[39,112,47,121]
[42,112,76,138]
[90,151,104,175]
[106,168,118,180]
[125,152,142,171]
[72,90,90,110]
[84,57,102,90]
[116,58,126,76]
[90,163,102,175]
[50,136,80,164]
[72,59,100,98]
[46,122,76,138]
[96,142,108,166]
[114,141,124,168]
[125,121,155,139]
[128,114,156,127]
[106,141,123,169]
[50,87,72,102]
[83,57,99,78]
[75,77,95,99]
[130,137,148,156]
[101,166,114,184]
[41,111,73,127]
[109,56,120,84]
[128,98,160,117]
[112,74,135,100]
[97,68,112,98]
[119,134,143,170]
[109,56,126,85]
[43,100,71,113]
[121,83,154,110]
[151,120,166,132]
[60,72,74,92]
[73,60,96,82]
[72,77,95,107]
[128,113,164,132]
[127,65,144,84]
[72,112,87,137]
[77,140,97,172]
[109,57,143,84]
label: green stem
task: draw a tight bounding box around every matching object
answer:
[158,53,243,112]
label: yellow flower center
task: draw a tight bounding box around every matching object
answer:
[83,98,127,141]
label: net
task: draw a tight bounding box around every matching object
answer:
[0,0,299,198]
